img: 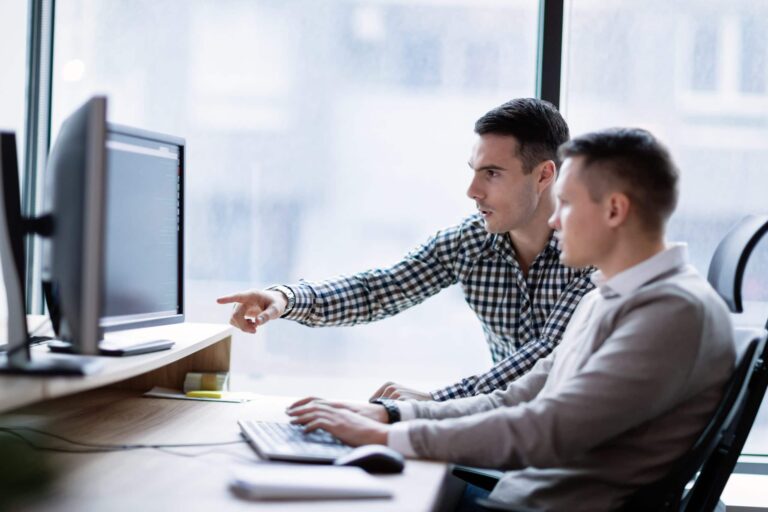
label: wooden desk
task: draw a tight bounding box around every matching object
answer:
[0,322,232,414]
[0,323,453,511]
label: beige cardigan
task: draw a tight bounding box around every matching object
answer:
[398,256,735,511]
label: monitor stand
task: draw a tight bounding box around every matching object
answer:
[0,344,103,376]
[48,338,174,357]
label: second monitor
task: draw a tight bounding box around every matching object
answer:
[44,121,186,357]
[43,117,185,355]
[100,124,185,331]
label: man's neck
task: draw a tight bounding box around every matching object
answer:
[501,190,556,276]
[598,234,666,280]
[509,224,552,276]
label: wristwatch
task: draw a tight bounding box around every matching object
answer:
[266,285,296,316]
[370,398,402,424]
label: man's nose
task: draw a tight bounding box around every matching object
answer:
[467,175,482,200]
[548,211,559,230]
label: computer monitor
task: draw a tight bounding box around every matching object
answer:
[100,125,184,331]
[0,132,29,367]
[0,96,108,374]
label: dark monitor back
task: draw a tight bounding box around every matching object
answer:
[43,96,107,355]
[100,125,184,330]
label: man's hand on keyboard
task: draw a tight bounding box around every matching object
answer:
[286,400,390,447]
[369,381,432,401]
[287,397,389,423]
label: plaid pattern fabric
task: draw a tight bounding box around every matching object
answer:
[284,214,595,400]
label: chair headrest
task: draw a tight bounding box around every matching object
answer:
[707,214,768,313]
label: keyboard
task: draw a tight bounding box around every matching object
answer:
[238,419,354,463]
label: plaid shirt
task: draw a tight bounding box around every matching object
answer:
[283,214,594,400]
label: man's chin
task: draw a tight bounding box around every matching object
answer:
[559,252,584,269]
[481,218,509,234]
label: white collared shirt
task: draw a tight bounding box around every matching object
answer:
[592,243,688,299]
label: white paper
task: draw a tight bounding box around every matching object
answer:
[230,463,393,500]
[143,386,252,403]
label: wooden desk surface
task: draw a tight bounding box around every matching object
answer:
[3,388,451,512]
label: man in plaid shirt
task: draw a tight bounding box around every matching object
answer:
[218,98,594,400]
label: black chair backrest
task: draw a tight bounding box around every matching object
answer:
[707,214,768,313]
[621,333,765,512]
[682,329,768,511]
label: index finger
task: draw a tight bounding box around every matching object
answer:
[216,293,248,304]
[369,381,394,402]
[287,402,336,419]
[287,396,323,411]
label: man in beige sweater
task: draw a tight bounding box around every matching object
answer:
[287,128,736,511]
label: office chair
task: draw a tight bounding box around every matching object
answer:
[683,329,768,510]
[470,215,768,512]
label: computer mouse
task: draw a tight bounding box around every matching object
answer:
[333,445,405,474]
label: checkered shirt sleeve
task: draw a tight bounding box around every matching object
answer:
[282,225,464,326]
[430,269,595,400]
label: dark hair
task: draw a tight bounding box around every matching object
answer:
[474,98,570,173]
[558,128,679,231]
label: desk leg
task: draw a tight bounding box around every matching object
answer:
[110,336,232,391]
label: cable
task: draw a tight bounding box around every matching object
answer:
[0,426,247,456]
[153,446,256,462]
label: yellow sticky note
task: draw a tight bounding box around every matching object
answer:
[186,390,224,399]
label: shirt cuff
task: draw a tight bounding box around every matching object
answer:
[281,282,314,322]
[387,423,417,458]
[396,400,417,420]
[430,383,466,401]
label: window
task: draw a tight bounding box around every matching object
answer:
[691,21,718,92]
[741,17,768,94]
[0,0,29,337]
[51,0,538,390]
[562,0,768,455]
[0,0,27,148]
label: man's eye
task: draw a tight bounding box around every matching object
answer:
[487,170,499,178]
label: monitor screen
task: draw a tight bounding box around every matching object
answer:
[100,125,184,330]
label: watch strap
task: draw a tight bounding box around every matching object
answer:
[266,285,296,316]
[371,398,402,424]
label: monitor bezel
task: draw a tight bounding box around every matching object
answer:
[0,131,30,363]
[100,123,185,332]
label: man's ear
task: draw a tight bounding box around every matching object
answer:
[535,160,557,192]
[606,192,631,227]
